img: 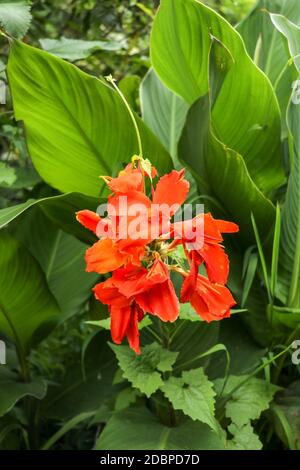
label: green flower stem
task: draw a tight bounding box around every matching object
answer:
[105,74,143,158]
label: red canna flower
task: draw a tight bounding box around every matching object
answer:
[172,212,239,285]
[181,268,236,322]
[94,258,179,353]
[77,157,239,353]
[94,277,144,354]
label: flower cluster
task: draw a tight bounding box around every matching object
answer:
[76,158,239,354]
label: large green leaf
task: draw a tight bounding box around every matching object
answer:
[0,367,46,417]
[0,0,31,39]
[151,0,284,194]
[237,0,300,82]
[7,41,172,197]
[12,208,98,322]
[0,231,60,353]
[0,192,99,244]
[140,69,188,160]
[178,95,275,243]
[95,406,225,450]
[237,0,300,130]
[270,15,300,308]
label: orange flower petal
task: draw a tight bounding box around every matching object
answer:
[215,219,239,234]
[153,169,189,212]
[85,238,127,274]
[110,304,132,345]
[76,210,100,234]
[108,171,143,194]
[190,275,236,322]
[136,280,179,322]
[200,244,229,285]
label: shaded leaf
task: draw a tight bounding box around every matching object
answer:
[0,367,46,417]
[12,208,97,322]
[95,406,225,450]
[42,331,118,420]
[0,231,59,352]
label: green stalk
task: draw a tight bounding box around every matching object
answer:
[105,74,143,158]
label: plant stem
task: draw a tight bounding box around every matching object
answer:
[105,74,143,157]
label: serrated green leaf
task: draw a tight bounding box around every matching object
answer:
[162,368,217,432]
[227,423,262,450]
[110,342,178,397]
[0,0,31,39]
[216,375,279,427]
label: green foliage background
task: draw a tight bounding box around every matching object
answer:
[0,0,300,451]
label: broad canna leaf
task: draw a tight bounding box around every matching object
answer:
[12,208,98,322]
[0,192,99,244]
[237,0,300,83]
[0,367,47,417]
[0,231,60,353]
[95,406,225,450]
[237,0,300,131]
[178,93,275,244]
[7,41,173,198]
[140,69,188,161]
[271,15,300,309]
[151,0,284,194]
